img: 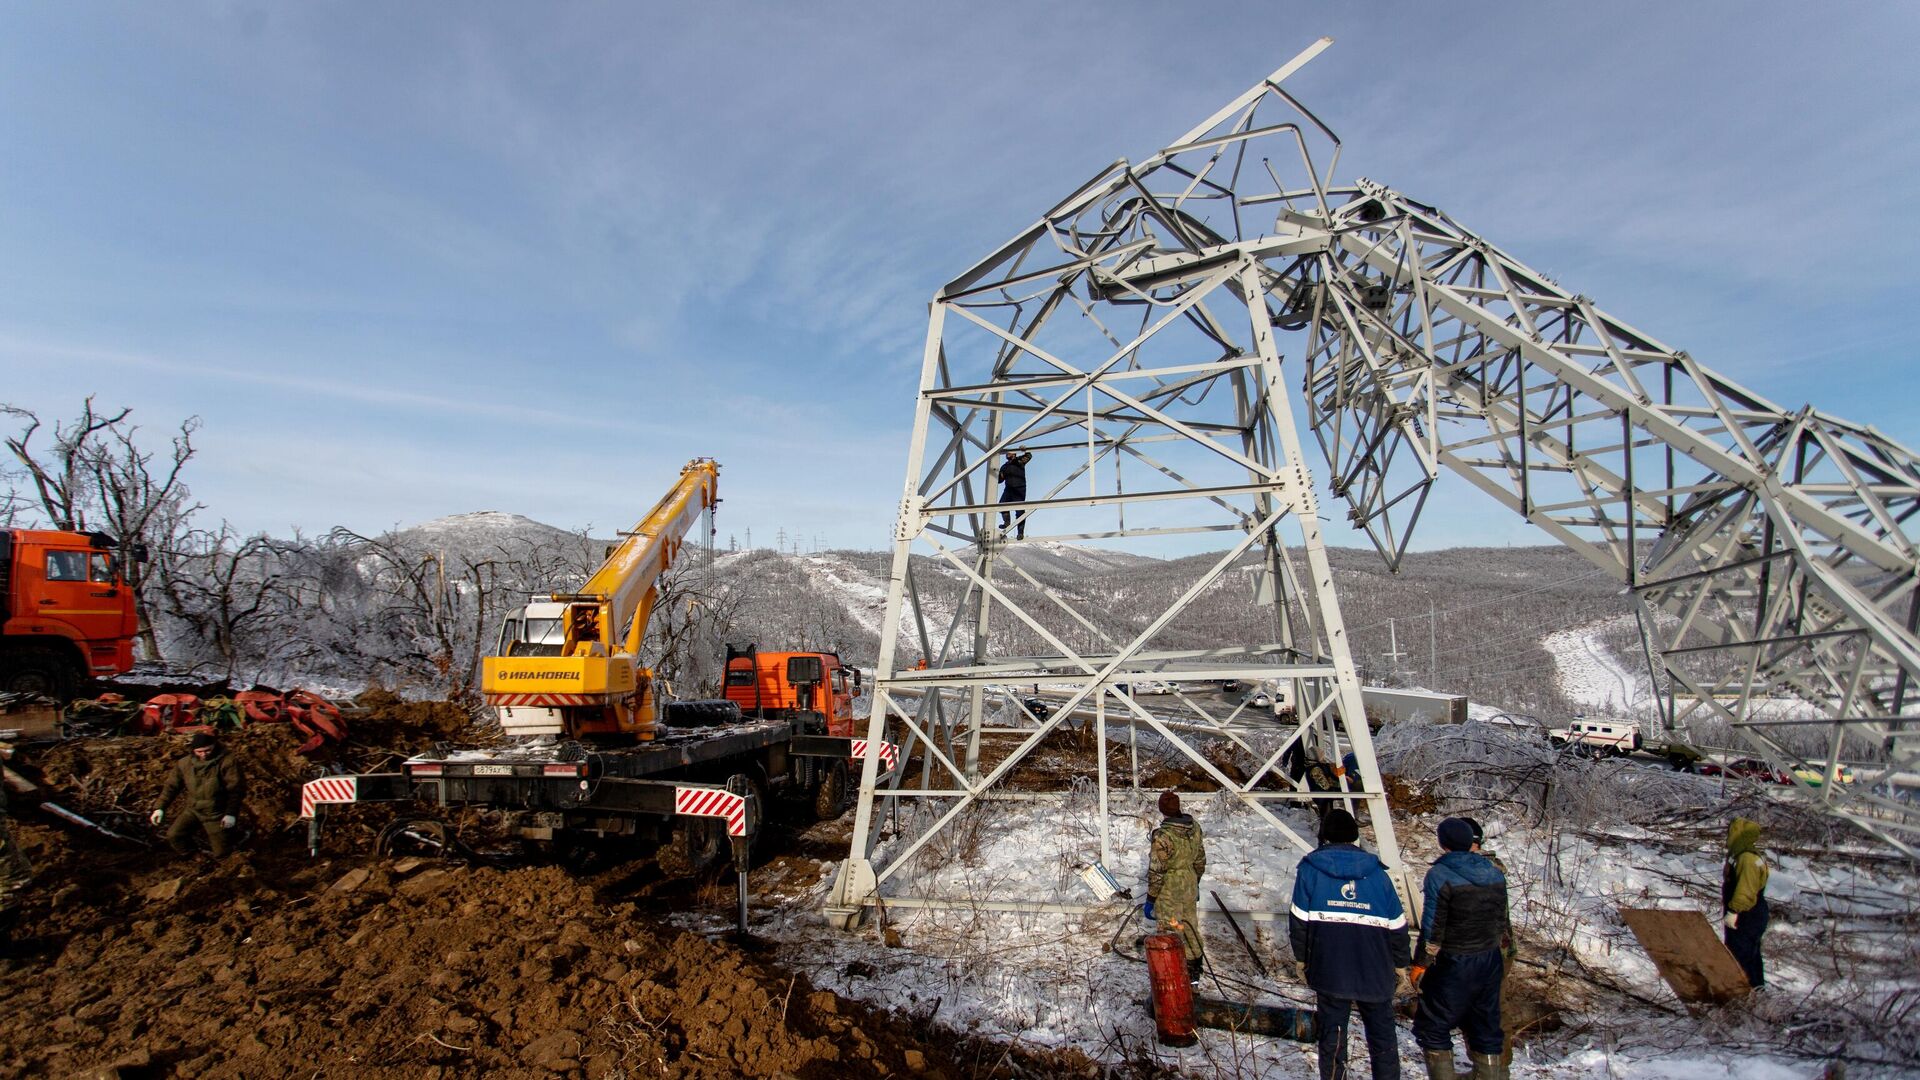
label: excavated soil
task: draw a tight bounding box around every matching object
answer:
[0,719,1096,1079]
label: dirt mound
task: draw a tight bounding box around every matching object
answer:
[31,724,321,836]
[350,689,475,752]
[0,700,1105,1079]
[0,853,1049,1079]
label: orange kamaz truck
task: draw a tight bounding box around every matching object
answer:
[0,528,139,697]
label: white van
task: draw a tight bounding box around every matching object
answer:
[1548,716,1641,756]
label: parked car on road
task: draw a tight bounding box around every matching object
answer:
[1789,762,1855,787]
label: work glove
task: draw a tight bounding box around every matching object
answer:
[150,809,164,826]
[221,815,237,829]
[1724,912,1739,930]
[1396,969,1414,997]
[1409,964,1427,991]
[1291,959,1308,983]
[1142,898,1156,921]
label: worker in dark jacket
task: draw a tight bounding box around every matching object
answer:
[1413,817,1510,1080]
[151,732,244,857]
[997,449,1032,540]
[1146,790,1206,980]
[1289,809,1411,1080]
[1722,817,1770,989]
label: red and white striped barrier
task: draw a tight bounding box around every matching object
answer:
[300,776,359,819]
[673,785,749,837]
[851,739,899,774]
[487,693,599,708]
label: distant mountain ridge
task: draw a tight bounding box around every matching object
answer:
[399,511,1623,717]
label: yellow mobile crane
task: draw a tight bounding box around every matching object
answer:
[481,457,720,741]
[300,457,898,907]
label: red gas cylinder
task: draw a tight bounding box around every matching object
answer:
[1144,932,1197,1047]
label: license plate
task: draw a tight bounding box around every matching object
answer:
[471,764,516,776]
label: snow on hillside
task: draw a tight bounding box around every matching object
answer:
[1543,617,1650,714]
[998,539,1160,578]
[410,510,550,533]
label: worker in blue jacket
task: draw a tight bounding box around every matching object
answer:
[1290,809,1412,1080]
[1413,818,1511,1080]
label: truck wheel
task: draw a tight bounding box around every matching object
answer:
[0,649,78,700]
[812,758,850,821]
[658,817,726,876]
[665,700,743,727]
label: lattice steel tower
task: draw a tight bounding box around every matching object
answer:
[831,38,1919,927]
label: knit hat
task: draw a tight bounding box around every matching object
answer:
[1437,817,1475,852]
[1462,817,1485,845]
[1319,809,1360,845]
[189,732,216,750]
[1157,791,1181,817]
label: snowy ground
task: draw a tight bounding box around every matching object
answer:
[691,723,1920,1078]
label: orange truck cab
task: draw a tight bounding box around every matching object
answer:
[722,645,859,738]
[0,528,140,697]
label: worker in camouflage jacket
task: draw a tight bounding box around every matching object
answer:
[1722,816,1770,990]
[1413,817,1511,1080]
[151,732,245,857]
[1146,790,1206,980]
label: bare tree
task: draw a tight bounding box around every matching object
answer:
[1,399,202,661]
[1,397,128,529]
[155,521,300,680]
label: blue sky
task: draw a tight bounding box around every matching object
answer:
[3,3,1916,552]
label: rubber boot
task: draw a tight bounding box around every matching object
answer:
[1469,1051,1508,1080]
[1423,1049,1459,1080]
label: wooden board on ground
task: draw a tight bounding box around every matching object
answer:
[1621,907,1751,1005]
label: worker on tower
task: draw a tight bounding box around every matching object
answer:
[1288,808,1410,1080]
[997,448,1032,540]
[1145,790,1206,981]
[1722,816,1771,990]
[151,732,245,858]
[1412,818,1511,1080]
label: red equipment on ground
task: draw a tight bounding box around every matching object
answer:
[124,688,346,752]
[1145,932,1197,1047]
[137,694,204,735]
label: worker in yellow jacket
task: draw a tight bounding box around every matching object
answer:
[1721,817,1770,990]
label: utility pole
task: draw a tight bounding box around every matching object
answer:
[1428,598,1437,687]
[1385,618,1406,685]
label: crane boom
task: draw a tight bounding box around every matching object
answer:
[482,458,720,740]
